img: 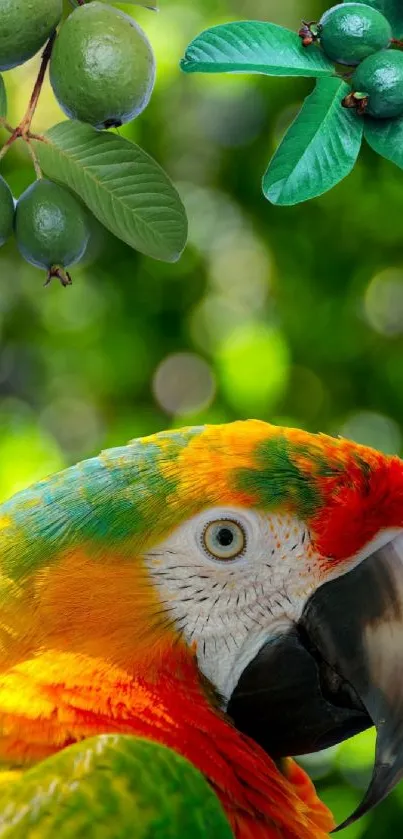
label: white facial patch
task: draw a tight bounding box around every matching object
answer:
[144,506,323,703]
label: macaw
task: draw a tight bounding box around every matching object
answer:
[0,420,402,838]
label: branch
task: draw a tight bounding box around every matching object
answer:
[0,30,57,165]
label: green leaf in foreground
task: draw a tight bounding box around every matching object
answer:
[345,0,403,37]
[180,21,335,78]
[263,78,363,206]
[33,122,187,263]
[0,74,7,119]
[364,115,403,168]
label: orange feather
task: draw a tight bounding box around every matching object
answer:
[0,645,333,839]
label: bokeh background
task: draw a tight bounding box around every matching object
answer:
[0,0,403,834]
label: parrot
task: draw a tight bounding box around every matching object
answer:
[0,419,402,838]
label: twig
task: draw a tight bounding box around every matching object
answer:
[0,129,17,161]
[0,117,15,135]
[0,30,57,165]
[26,141,42,179]
[27,131,50,144]
[19,31,57,136]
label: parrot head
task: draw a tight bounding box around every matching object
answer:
[1,419,403,832]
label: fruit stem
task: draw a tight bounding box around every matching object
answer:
[0,31,56,167]
[45,266,73,287]
[391,38,403,49]
[0,129,16,161]
[22,31,57,136]
[342,91,368,116]
[298,21,320,47]
[26,142,43,180]
[0,117,15,135]
[28,131,50,144]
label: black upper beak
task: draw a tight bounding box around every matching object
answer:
[228,532,403,830]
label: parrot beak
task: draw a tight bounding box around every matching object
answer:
[228,531,403,830]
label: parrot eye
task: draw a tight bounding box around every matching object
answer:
[202,519,246,561]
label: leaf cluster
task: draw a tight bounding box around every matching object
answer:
[0,0,187,285]
[181,1,403,205]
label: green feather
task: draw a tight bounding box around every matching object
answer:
[236,435,321,518]
[0,734,233,839]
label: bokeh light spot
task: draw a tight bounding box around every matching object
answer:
[40,397,104,459]
[0,398,64,501]
[337,730,375,791]
[364,268,403,337]
[190,294,252,353]
[209,230,271,311]
[180,183,245,255]
[339,411,401,455]
[153,352,215,416]
[217,323,290,416]
[298,746,339,782]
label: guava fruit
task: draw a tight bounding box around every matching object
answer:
[14,180,90,286]
[0,175,14,246]
[349,50,403,118]
[319,2,392,66]
[49,1,156,130]
[0,0,63,71]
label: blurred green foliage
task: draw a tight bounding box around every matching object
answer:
[0,0,403,833]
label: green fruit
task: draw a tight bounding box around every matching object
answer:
[351,50,403,118]
[0,175,14,246]
[0,0,63,71]
[49,2,156,130]
[319,2,392,66]
[15,180,90,286]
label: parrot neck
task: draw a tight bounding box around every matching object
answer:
[0,646,332,839]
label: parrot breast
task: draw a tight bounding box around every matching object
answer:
[0,644,333,839]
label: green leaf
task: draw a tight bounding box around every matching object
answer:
[0,74,7,119]
[364,115,403,168]
[33,121,187,263]
[343,0,403,37]
[180,21,335,78]
[263,78,363,205]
